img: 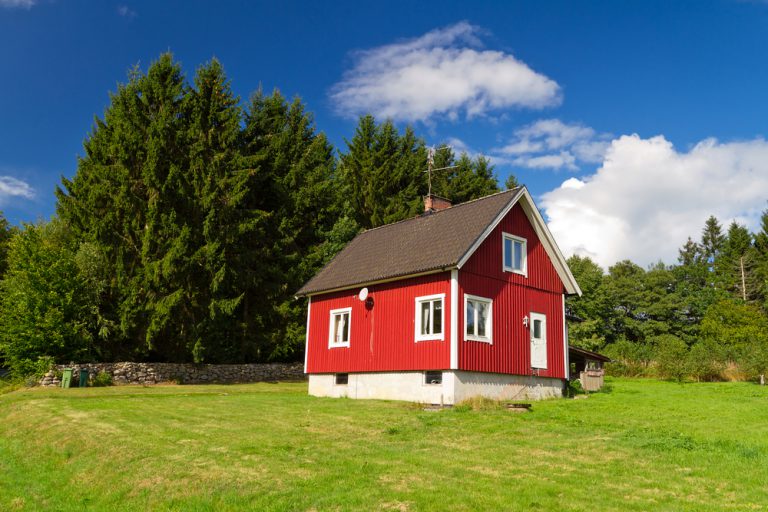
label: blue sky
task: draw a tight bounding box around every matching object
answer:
[2,0,768,268]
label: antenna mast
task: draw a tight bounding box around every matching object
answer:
[425,146,457,196]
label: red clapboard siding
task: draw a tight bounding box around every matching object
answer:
[306,272,452,373]
[458,272,565,379]
[458,202,566,378]
[461,203,565,294]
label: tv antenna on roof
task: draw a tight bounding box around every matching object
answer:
[426,146,458,196]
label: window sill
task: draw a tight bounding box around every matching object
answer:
[503,267,528,277]
[415,336,445,343]
[328,343,350,349]
[465,336,492,344]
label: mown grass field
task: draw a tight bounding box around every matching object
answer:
[1,378,767,511]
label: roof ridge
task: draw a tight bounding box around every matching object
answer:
[358,187,521,236]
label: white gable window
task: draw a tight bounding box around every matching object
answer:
[328,307,351,348]
[502,232,527,276]
[465,294,492,343]
[415,294,445,342]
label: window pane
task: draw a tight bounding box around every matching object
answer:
[466,300,475,335]
[533,319,541,339]
[433,300,442,334]
[513,241,523,270]
[421,301,431,335]
[477,302,487,337]
[332,315,338,342]
[504,238,512,268]
[342,313,350,342]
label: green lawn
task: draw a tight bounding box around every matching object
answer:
[0,379,767,511]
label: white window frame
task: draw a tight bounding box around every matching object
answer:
[502,232,528,277]
[464,294,493,344]
[414,293,445,342]
[328,307,352,348]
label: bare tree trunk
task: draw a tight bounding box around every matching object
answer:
[740,256,747,302]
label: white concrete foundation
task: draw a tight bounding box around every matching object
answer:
[308,370,563,405]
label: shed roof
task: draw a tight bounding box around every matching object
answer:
[297,187,581,297]
[569,346,612,363]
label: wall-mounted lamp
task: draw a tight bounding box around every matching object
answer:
[523,315,529,328]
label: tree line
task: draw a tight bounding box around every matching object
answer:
[567,214,768,383]
[0,54,502,376]
[2,53,766,384]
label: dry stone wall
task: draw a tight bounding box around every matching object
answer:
[40,362,305,387]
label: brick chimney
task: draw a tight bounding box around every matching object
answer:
[424,194,452,213]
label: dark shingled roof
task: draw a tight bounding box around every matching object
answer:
[296,188,523,296]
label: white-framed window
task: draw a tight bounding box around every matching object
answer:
[465,294,493,343]
[503,232,527,276]
[415,294,445,342]
[328,307,351,348]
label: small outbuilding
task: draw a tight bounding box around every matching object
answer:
[568,346,611,391]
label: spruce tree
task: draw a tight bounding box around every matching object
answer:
[504,173,520,190]
[438,153,499,204]
[241,90,338,360]
[339,115,427,229]
[701,215,725,265]
[57,53,189,360]
[719,221,758,301]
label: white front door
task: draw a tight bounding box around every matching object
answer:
[530,312,547,369]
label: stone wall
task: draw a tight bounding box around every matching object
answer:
[40,362,305,387]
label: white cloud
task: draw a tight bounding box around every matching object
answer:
[541,134,768,270]
[496,118,610,170]
[0,0,35,8]
[0,176,34,204]
[330,22,561,123]
[117,5,137,18]
[515,151,577,170]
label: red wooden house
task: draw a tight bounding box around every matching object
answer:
[296,187,581,404]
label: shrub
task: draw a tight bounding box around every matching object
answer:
[604,339,654,377]
[90,371,113,387]
[687,339,726,382]
[567,379,584,396]
[653,334,689,382]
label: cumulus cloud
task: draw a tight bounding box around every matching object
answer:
[496,118,610,170]
[0,0,35,8]
[0,176,34,205]
[330,22,561,123]
[541,135,768,270]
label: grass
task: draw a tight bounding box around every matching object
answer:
[1,379,767,511]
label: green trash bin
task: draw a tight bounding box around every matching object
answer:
[79,369,88,388]
[61,368,73,389]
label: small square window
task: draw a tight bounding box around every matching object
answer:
[424,371,442,385]
[415,294,445,342]
[335,373,349,385]
[503,233,527,276]
[329,307,352,348]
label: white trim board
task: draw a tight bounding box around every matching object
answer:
[450,269,459,370]
[304,297,312,373]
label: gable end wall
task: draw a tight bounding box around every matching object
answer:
[459,203,567,379]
